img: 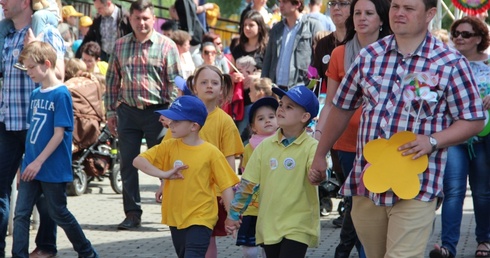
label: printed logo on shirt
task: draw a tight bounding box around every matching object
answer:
[283,158,296,170]
[173,160,184,168]
[270,158,278,170]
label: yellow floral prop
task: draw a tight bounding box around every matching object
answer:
[362,131,428,199]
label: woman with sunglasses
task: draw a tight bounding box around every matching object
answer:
[429,16,490,258]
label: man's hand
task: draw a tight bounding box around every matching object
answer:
[308,155,328,185]
[483,95,490,110]
[107,116,118,137]
[398,135,433,159]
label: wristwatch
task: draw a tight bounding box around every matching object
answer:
[428,135,438,153]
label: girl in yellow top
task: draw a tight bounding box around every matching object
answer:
[134,96,239,258]
[238,97,279,258]
[162,65,244,257]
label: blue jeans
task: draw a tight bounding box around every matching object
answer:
[12,180,95,258]
[170,225,212,258]
[117,103,166,216]
[441,140,490,256]
[0,123,26,255]
[335,150,365,258]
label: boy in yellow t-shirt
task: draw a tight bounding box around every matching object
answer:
[133,96,239,258]
[225,85,320,258]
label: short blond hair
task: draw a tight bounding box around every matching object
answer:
[65,58,87,81]
[19,41,57,68]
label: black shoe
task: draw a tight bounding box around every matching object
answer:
[117,215,141,230]
[332,215,343,228]
[13,63,27,71]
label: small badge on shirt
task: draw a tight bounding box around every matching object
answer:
[13,49,20,58]
[322,55,331,64]
[283,158,296,170]
[173,160,184,168]
[270,158,278,170]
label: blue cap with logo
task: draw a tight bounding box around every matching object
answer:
[272,85,319,118]
[155,96,208,127]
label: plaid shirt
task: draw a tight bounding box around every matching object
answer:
[105,30,181,118]
[0,25,65,131]
[100,6,119,55]
[337,33,485,206]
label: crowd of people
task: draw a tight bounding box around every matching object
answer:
[0,0,489,257]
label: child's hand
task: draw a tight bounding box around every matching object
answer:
[224,217,241,237]
[23,28,37,46]
[164,165,188,179]
[155,180,164,203]
[21,160,43,181]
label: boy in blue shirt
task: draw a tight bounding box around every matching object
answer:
[12,41,97,258]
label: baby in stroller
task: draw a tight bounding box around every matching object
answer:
[64,59,121,196]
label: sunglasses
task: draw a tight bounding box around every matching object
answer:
[203,50,217,55]
[328,1,351,7]
[451,30,477,39]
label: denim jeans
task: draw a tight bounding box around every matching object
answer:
[335,150,365,258]
[12,180,95,258]
[441,140,490,256]
[34,196,57,254]
[117,103,165,216]
[0,123,26,255]
[170,225,212,258]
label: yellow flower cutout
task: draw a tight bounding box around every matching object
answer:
[362,131,429,199]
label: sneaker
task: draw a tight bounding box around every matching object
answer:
[117,214,141,230]
[13,63,27,71]
[29,247,57,258]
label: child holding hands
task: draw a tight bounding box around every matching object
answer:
[237,97,279,258]
[226,86,320,258]
[134,95,239,257]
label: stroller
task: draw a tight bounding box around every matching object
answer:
[65,75,122,196]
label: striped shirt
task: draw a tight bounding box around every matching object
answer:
[337,33,485,206]
[105,30,181,118]
[0,25,65,131]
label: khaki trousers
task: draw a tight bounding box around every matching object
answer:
[351,196,436,258]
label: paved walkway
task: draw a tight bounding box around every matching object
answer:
[5,165,478,257]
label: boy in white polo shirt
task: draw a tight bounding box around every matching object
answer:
[225,85,320,258]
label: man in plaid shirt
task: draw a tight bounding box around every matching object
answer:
[309,0,485,257]
[105,0,182,230]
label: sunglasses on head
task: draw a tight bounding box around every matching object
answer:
[452,30,477,39]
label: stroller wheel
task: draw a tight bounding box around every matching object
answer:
[110,163,122,194]
[67,170,88,196]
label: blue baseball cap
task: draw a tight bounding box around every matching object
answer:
[272,85,319,118]
[155,96,208,127]
[249,97,279,124]
[174,76,193,96]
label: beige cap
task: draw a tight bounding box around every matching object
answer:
[62,5,83,19]
[80,16,93,27]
